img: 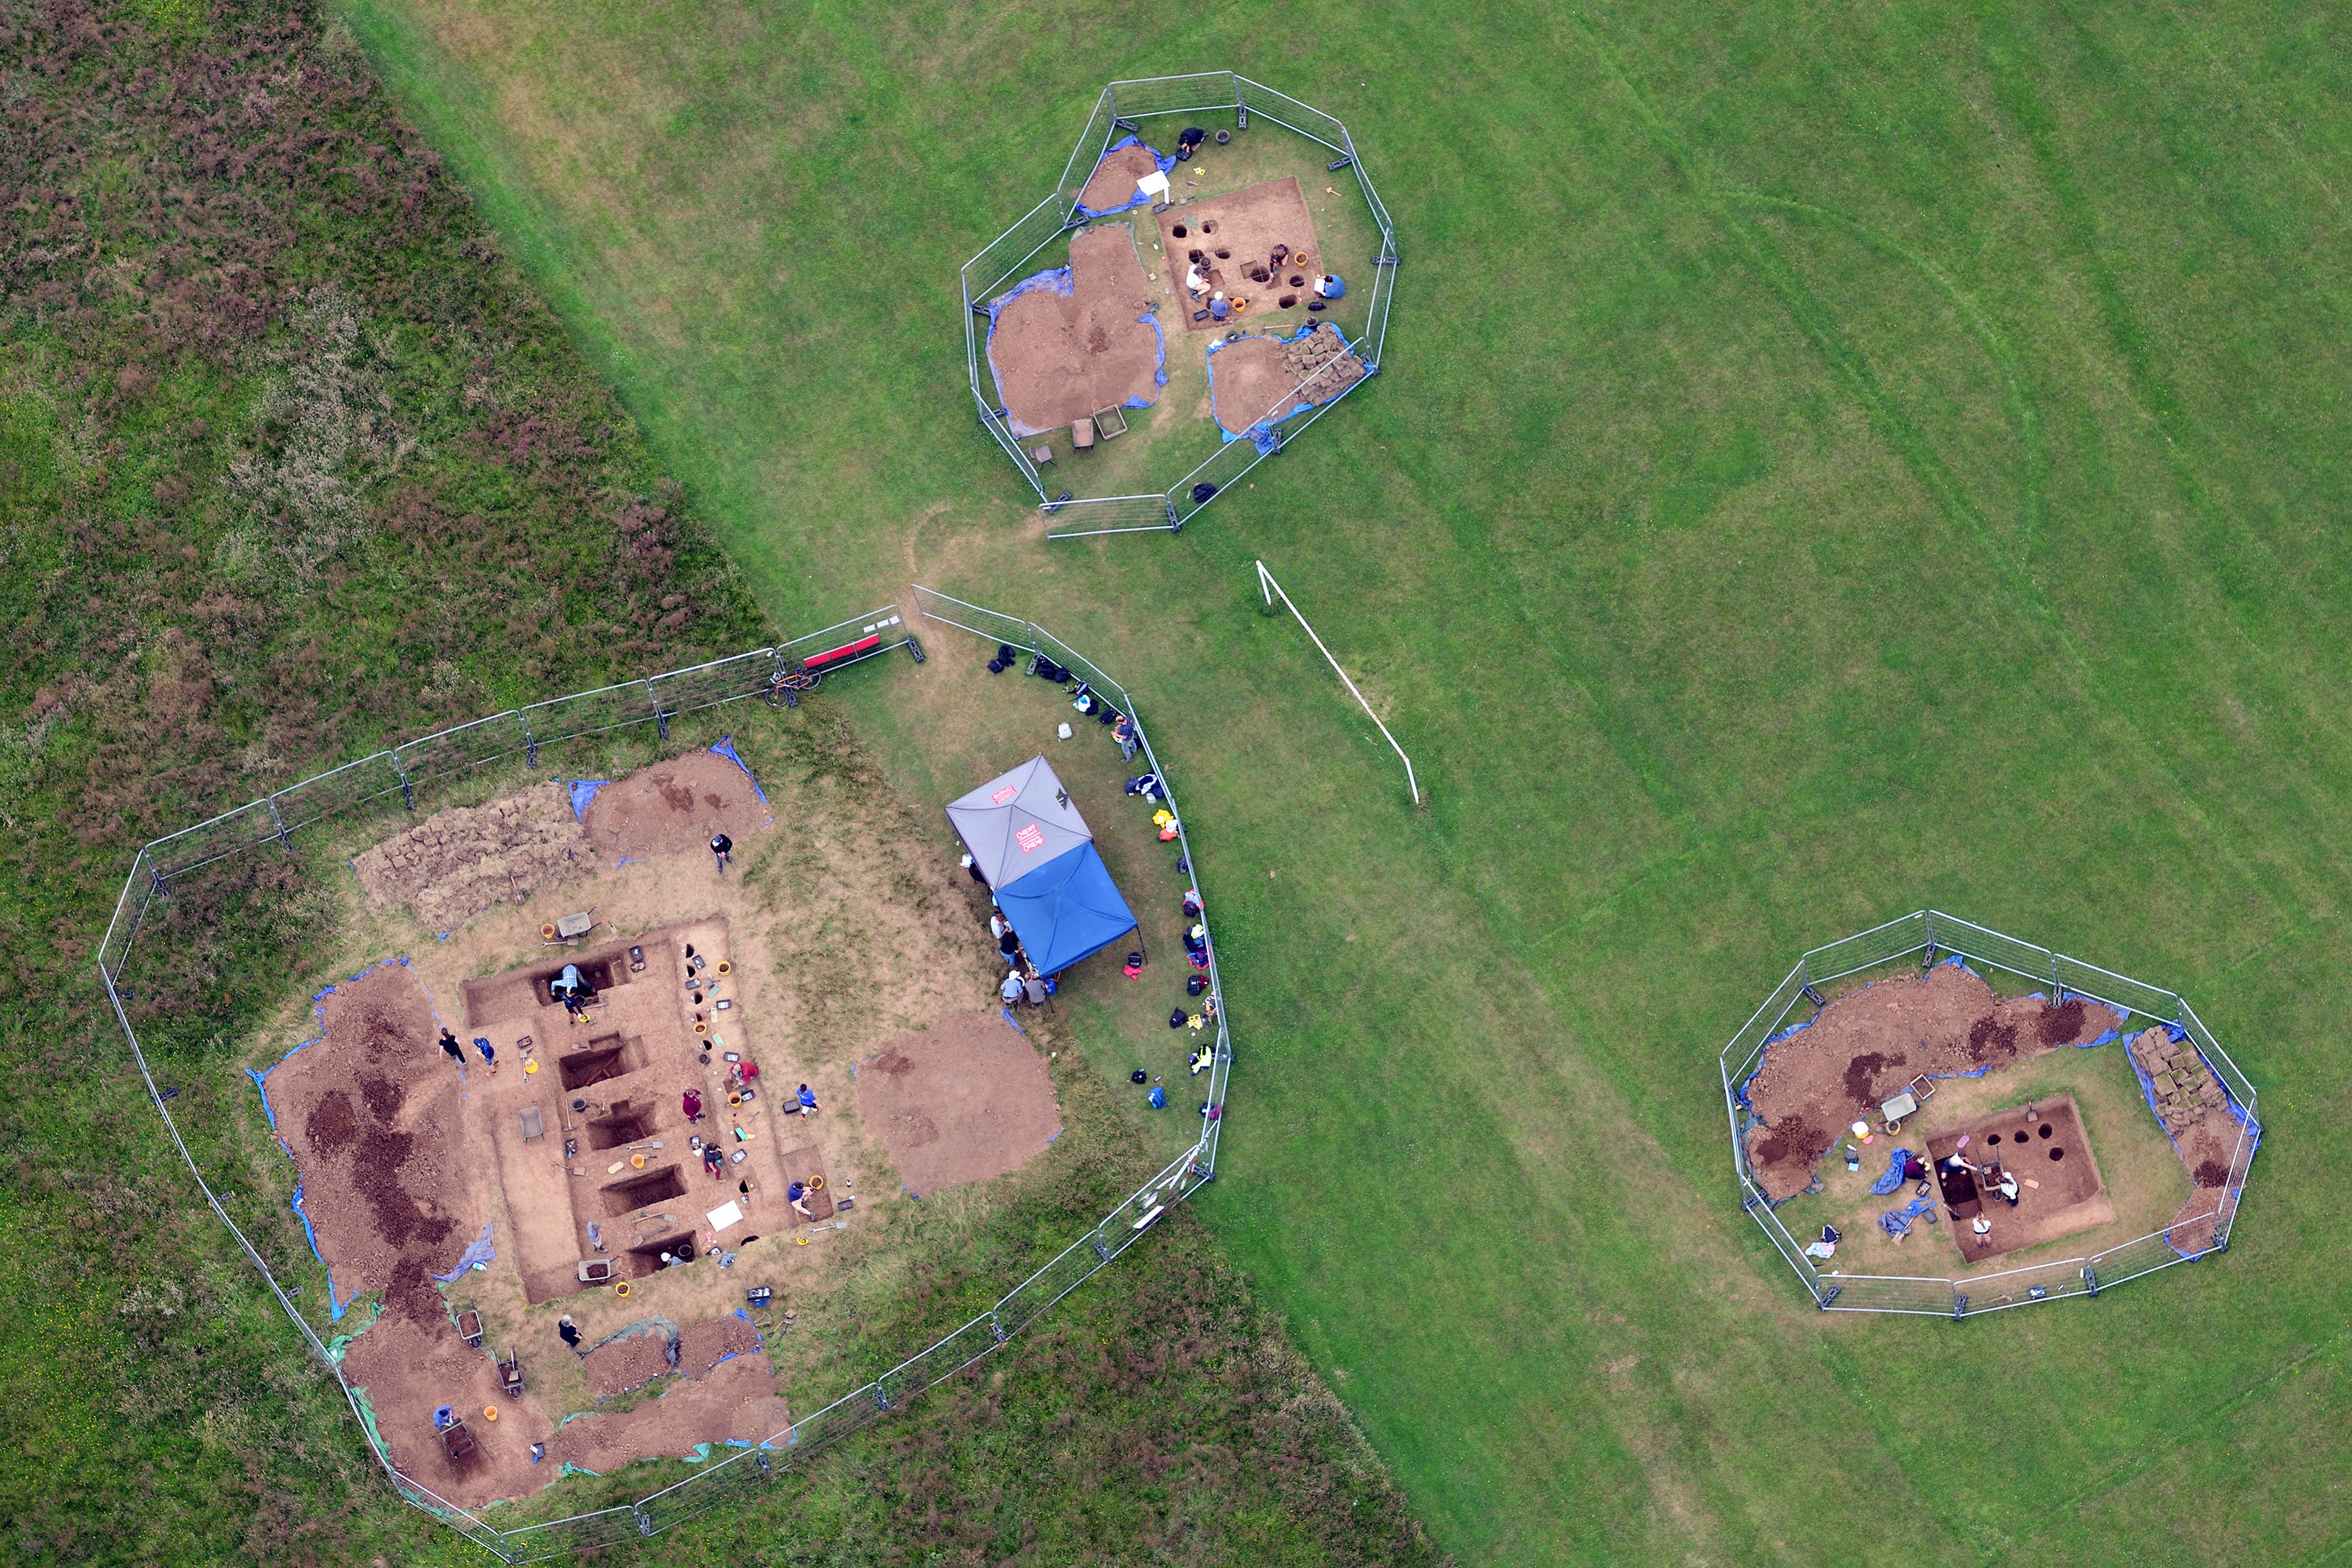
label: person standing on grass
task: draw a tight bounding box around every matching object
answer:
[1113,712,1139,761]
[710,831,733,874]
[558,1315,582,1352]
[439,1028,465,1070]
[475,1036,498,1075]
[796,1084,818,1119]
[998,925,1020,961]
[989,911,1010,942]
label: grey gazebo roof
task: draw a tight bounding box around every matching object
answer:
[944,755,1095,889]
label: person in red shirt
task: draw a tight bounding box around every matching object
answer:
[682,1087,703,1124]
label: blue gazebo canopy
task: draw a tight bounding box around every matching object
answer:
[995,841,1138,977]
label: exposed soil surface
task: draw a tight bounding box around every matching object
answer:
[1742,964,2123,1201]
[2125,1027,2252,1252]
[1078,141,1164,211]
[1208,321,1364,436]
[265,960,475,1322]
[352,782,595,932]
[544,1354,792,1471]
[854,1010,1060,1195]
[1923,1094,2111,1263]
[580,748,773,861]
[1155,177,1323,334]
[988,224,1161,438]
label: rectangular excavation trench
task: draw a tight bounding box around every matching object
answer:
[560,1035,647,1091]
[600,1165,687,1216]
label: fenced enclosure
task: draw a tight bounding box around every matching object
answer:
[95,600,1233,1560]
[1719,911,2262,1319]
[958,72,1399,540]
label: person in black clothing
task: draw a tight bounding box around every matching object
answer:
[998,926,1020,961]
[439,1028,465,1067]
[961,853,986,886]
[1176,126,1206,160]
[558,1315,582,1352]
[710,831,733,873]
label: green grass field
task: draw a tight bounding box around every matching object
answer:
[40,0,2352,1559]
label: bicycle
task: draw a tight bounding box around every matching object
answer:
[765,667,821,708]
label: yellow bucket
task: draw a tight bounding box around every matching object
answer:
[716,961,731,976]
[484,1405,498,1421]
[630,1153,647,1169]
[541,924,557,940]
[615,1281,631,1297]
[524,1060,540,1075]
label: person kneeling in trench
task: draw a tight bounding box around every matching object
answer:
[788,1181,815,1220]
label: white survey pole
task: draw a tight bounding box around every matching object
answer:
[1255,560,1421,807]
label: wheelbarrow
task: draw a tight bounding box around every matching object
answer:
[456,1309,484,1349]
[435,1408,476,1460]
[498,1350,524,1399]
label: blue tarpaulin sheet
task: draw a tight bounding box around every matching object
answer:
[1878,1193,1937,1237]
[1868,1149,1917,1196]
[1071,134,1176,218]
[432,1223,496,1283]
[994,841,1139,977]
[709,737,768,805]
[569,780,607,820]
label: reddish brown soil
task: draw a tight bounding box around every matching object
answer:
[1742,964,2122,1201]
[988,224,1161,439]
[580,748,772,861]
[1923,1095,2112,1263]
[352,782,595,931]
[1078,141,1164,212]
[2124,1027,2252,1253]
[584,1329,676,1398]
[1208,321,1364,435]
[1155,177,1323,334]
[266,960,475,1321]
[263,961,538,1504]
[854,1010,1060,1196]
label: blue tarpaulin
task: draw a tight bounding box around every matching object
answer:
[569,780,607,820]
[1868,1149,1917,1196]
[993,841,1139,978]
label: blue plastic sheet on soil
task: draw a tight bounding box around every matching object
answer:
[569,779,607,820]
[708,736,768,805]
[1071,134,1175,218]
[1136,308,1168,392]
[1868,1148,1917,1196]
[1878,1193,1938,1237]
[432,1222,496,1283]
[1207,320,1363,452]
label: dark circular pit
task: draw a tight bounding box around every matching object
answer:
[2039,1124,2054,1138]
[2049,1146,2066,1161]
[1987,1133,2002,1145]
[1172,224,1188,238]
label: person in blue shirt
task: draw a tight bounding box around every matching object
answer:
[796,1083,819,1118]
[1314,273,1346,300]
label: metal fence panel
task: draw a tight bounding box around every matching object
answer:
[1233,75,1350,154]
[394,711,524,794]
[1819,1274,1956,1314]
[2054,952,2179,1021]
[518,678,660,745]
[1802,909,1930,986]
[1924,911,2056,988]
[1105,70,1241,121]
[1041,493,1176,538]
[962,192,1072,308]
[1054,88,1118,216]
[273,752,407,833]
